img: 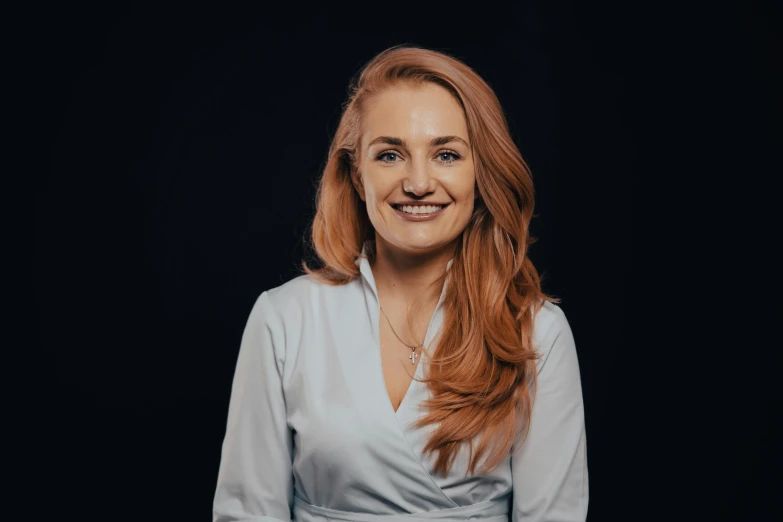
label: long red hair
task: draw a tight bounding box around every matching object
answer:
[301,45,559,476]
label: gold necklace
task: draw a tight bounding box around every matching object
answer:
[379,306,422,365]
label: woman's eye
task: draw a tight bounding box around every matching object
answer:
[438,152,460,163]
[377,151,460,163]
[377,152,399,163]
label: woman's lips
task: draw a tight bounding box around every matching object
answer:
[390,203,450,221]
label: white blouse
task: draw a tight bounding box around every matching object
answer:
[213,241,589,521]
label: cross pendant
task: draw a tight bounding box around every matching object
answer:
[409,349,418,365]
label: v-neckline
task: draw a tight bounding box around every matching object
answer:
[377,303,438,416]
[354,240,453,419]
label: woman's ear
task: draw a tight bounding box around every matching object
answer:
[351,166,366,202]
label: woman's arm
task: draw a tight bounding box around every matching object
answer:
[213,291,294,522]
[511,304,589,522]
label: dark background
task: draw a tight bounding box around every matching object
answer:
[34,2,778,521]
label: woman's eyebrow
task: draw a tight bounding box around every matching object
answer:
[368,135,470,148]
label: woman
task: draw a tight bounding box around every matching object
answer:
[213,45,588,521]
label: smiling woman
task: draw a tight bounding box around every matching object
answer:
[354,82,477,249]
[213,45,589,522]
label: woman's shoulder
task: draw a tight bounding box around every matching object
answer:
[531,300,576,364]
[532,300,570,339]
[260,272,360,321]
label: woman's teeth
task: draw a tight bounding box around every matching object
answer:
[398,205,444,214]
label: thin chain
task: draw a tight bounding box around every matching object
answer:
[379,306,423,364]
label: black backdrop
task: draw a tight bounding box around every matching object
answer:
[35,2,779,521]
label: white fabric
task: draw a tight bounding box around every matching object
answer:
[213,240,589,521]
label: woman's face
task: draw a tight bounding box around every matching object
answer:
[353,82,476,258]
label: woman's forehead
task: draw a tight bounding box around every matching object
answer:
[360,84,469,146]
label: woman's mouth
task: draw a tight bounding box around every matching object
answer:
[390,203,450,221]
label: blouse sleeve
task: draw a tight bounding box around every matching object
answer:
[213,291,294,522]
[510,305,589,522]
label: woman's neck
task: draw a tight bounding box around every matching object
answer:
[369,237,454,306]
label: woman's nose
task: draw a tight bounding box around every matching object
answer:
[404,158,434,195]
